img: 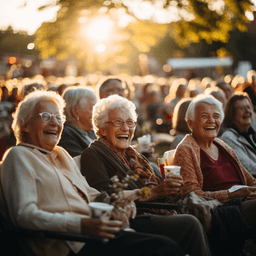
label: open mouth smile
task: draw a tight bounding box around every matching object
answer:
[204,126,216,130]
[116,135,129,140]
[44,130,58,135]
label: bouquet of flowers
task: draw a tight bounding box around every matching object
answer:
[94,172,151,208]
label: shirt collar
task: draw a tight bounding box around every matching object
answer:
[18,143,58,158]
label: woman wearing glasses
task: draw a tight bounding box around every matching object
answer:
[221,92,256,178]
[80,94,211,256]
[1,90,193,256]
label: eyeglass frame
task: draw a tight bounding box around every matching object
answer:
[105,119,137,128]
[32,112,66,124]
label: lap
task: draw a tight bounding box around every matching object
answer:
[72,230,184,256]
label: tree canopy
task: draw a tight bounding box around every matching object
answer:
[35,0,255,71]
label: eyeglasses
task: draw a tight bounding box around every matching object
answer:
[105,119,137,128]
[33,112,66,124]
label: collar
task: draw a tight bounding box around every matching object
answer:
[65,122,89,136]
[18,143,57,158]
[231,124,255,137]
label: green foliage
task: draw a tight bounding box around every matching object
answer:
[35,0,255,70]
[0,27,38,55]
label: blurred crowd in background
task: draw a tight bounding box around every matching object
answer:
[0,69,256,161]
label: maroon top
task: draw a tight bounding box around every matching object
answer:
[200,142,244,191]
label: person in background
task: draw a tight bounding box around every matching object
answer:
[243,74,256,112]
[97,77,125,100]
[170,98,192,150]
[216,81,234,101]
[22,82,46,98]
[221,92,256,178]
[58,86,97,157]
[57,83,69,96]
[1,90,188,256]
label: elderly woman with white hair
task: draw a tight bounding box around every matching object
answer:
[172,94,256,201]
[58,86,97,157]
[80,94,212,256]
[171,94,256,255]
[1,90,191,256]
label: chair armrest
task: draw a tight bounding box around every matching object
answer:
[135,201,182,210]
[7,228,109,244]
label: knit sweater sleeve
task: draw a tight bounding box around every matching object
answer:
[80,147,113,194]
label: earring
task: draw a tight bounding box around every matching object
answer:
[77,117,80,121]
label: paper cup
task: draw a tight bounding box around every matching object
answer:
[164,166,181,178]
[89,202,114,219]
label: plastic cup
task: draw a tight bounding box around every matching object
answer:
[157,158,165,179]
[89,202,114,219]
[164,166,181,178]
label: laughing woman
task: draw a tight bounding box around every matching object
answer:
[80,94,211,256]
[221,92,256,178]
[171,94,256,255]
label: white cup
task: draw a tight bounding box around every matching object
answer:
[89,202,114,219]
[164,166,181,178]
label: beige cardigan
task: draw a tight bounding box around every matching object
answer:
[172,134,256,202]
[1,143,100,256]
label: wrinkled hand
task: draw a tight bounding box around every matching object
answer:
[110,199,136,229]
[150,175,183,199]
[228,186,256,200]
[81,218,122,239]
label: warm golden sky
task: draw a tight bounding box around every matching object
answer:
[0,0,255,35]
[0,0,59,34]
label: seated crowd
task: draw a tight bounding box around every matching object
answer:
[0,70,256,256]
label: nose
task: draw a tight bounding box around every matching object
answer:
[207,116,215,122]
[49,115,59,124]
[120,122,129,130]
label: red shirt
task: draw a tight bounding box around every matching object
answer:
[200,142,244,191]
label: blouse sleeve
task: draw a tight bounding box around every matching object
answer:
[1,147,84,233]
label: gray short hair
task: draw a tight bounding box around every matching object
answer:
[12,90,65,143]
[62,86,96,123]
[185,94,224,123]
[92,94,137,137]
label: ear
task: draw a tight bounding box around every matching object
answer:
[22,123,29,133]
[71,106,78,119]
[100,128,107,137]
[187,120,193,131]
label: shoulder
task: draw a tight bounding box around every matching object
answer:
[2,145,32,161]
[81,146,98,160]
[61,123,80,137]
[176,134,198,150]
[221,128,238,140]
[214,138,238,155]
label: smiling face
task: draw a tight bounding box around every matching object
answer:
[233,98,253,132]
[100,108,135,154]
[188,102,221,145]
[101,80,125,99]
[23,101,63,151]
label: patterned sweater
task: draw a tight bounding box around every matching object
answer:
[172,134,256,202]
